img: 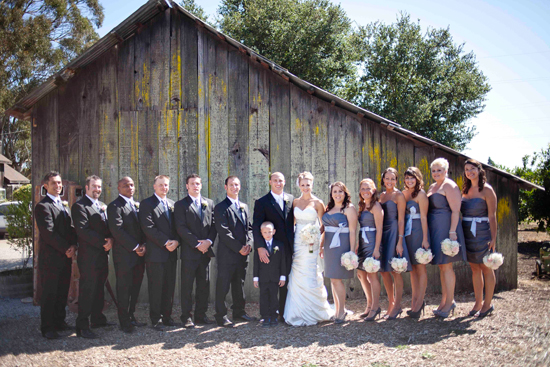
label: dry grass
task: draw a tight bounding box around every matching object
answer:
[1,227,549,367]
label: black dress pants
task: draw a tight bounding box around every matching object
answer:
[114,260,145,327]
[146,260,177,324]
[40,258,72,334]
[214,259,247,320]
[180,256,210,321]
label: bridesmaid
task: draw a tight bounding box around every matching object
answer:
[402,167,430,319]
[379,168,412,320]
[356,178,384,321]
[321,182,358,324]
[461,159,497,318]
[427,158,467,318]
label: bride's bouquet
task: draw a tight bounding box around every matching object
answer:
[341,251,359,270]
[415,248,433,265]
[483,252,504,270]
[299,223,321,253]
[363,257,380,273]
[441,238,460,257]
[390,257,409,273]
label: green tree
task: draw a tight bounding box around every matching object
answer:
[6,185,33,269]
[217,0,359,93]
[0,0,104,175]
[344,13,491,151]
[180,0,209,22]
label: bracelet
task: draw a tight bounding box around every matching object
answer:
[449,231,456,234]
[398,235,404,238]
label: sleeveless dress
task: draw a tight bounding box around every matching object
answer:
[380,200,412,272]
[405,201,427,265]
[357,210,377,271]
[284,207,334,326]
[427,193,467,264]
[322,212,354,279]
[461,198,492,264]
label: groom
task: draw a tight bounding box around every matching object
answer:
[252,172,294,320]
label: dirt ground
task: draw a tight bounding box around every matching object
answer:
[0,226,549,367]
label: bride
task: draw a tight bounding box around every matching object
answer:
[284,171,335,326]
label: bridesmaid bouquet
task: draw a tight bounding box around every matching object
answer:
[483,252,504,270]
[341,251,359,270]
[441,238,460,257]
[415,248,433,264]
[363,257,380,273]
[300,223,321,253]
[390,257,409,273]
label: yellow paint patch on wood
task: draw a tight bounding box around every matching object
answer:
[497,197,511,224]
[456,175,464,191]
[419,157,431,190]
[369,144,382,186]
[295,118,301,130]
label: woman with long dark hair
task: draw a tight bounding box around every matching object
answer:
[321,182,357,324]
[461,159,498,318]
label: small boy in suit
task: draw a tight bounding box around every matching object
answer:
[253,221,286,327]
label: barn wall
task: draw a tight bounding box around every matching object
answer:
[31,8,518,306]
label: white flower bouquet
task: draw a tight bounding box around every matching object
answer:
[390,257,409,273]
[441,238,460,257]
[299,223,321,253]
[483,252,504,270]
[415,248,433,265]
[341,251,359,270]
[363,257,380,273]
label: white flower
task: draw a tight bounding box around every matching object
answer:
[483,252,504,270]
[299,223,321,246]
[62,201,69,208]
[201,200,208,209]
[341,251,359,270]
[390,257,409,273]
[363,257,380,273]
[239,203,246,211]
[415,248,433,265]
[441,238,460,257]
[273,246,279,253]
[100,204,107,212]
[134,201,140,209]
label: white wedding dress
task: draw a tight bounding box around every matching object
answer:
[284,207,334,326]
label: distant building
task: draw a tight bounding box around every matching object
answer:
[0,154,30,200]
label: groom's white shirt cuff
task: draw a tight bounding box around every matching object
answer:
[253,276,286,282]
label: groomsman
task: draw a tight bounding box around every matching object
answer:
[107,177,147,333]
[175,174,217,328]
[35,171,78,339]
[71,175,115,339]
[214,176,255,327]
[252,172,294,319]
[139,175,179,330]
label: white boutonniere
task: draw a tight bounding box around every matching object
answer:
[134,201,140,209]
[201,200,208,209]
[239,203,246,212]
[284,199,290,207]
[273,246,279,253]
[100,204,107,213]
[169,205,174,212]
[62,201,69,208]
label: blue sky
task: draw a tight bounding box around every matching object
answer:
[97,0,550,169]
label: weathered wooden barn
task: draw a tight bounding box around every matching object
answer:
[7,0,541,302]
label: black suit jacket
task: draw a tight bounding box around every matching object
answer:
[139,194,177,263]
[107,195,145,268]
[253,239,286,283]
[252,192,294,275]
[71,196,112,271]
[35,195,78,269]
[214,197,253,265]
[174,195,217,260]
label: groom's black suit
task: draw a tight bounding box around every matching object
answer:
[252,192,294,317]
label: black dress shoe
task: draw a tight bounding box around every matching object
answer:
[270,318,278,327]
[217,316,234,327]
[184,317,195,328]
[262,318,271,327]
[130,315,147,327]
[90,321,116,329]
[42,331,62,339]
[234,313,256,322]
[121,324,135,334]
[76,329,98,339]
[195,316,214,325]
[162,319,179,327]
[152,321,165,331]
[55,322,76,332]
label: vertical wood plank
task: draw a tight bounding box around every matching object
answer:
[289,83,306,198]
[57,78,80,182]
[150,9,170,111]
[134,22,151,111]
[345,114,362,207]
[197,29,213,197]
[369,123,382,188]
[414,146,435,192]
[311,98,329,204]
[268,74,291,184]
[138,110,159,199]
[169,9,181,110]
[117,36,135,111]
[159,110,179,199]
[79,63,99,184]
[361,120,371,180]
[327,106,346,189]
[396,136,415,189]
[119,111,140,197]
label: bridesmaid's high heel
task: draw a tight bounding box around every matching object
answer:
[385,308,403,320]
[435,302,456,319]
[409,301,425,319]
[359,307,372,318]
[334,313,347,324]
[468,309,481,317]
[476,305,494,318]
[364,307,381,321]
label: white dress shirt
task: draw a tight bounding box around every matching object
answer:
[271,191,285,211]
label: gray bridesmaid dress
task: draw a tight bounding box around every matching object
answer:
[461,198,491,264]
[380,201,412,273]
[405,201,426,265]
[322,212,354,279]
[357,210,377,271]
[427,193,467,264]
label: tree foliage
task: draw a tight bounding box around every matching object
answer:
[343,13,491,150]
[6,185,33,269]
[217,0,359,93]
[0,0,104,175]
[179,0,209,22]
